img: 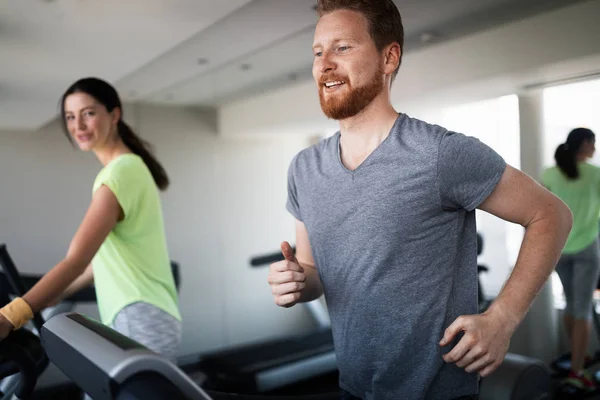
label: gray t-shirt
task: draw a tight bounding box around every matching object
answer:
[286,113,506,400]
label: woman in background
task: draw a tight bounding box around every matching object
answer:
[0,77,182,363]
[542,127,600,392]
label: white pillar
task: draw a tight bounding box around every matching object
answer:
[518,90,545,182]
[506,90,559,364]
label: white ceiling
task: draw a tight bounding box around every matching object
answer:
[0,0,588,131]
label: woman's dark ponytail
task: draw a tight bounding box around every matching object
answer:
[60,77,169,191]
[555,127,596,180]
[554,142,577,179]
[117,120,169,191]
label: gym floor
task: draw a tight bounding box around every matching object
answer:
[29,371,343,399]
[552,367,600,400]
[31,370,600,399]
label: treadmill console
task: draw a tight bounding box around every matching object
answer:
[41,312,212,400]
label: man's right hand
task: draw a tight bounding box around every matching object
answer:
[268,241,306,308]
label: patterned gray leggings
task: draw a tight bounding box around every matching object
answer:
[111,301,182,361]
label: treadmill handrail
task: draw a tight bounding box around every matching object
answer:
[0,244,46,332]
[249,249,293,267]
[0,335,39,399]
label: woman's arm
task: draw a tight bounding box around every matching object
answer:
[0,185,122,334]
[23,185,121,312]
[50,263,94,305]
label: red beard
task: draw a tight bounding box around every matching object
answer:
[318,67,384,120]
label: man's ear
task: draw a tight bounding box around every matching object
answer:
[383,42,401,75]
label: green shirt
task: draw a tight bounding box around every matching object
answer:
[542,162,600,254]
[91,154,181,325]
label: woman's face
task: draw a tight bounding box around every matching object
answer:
[63,92,118,151]
[580,138,596,159]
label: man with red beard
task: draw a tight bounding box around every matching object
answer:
[267,1,573,399]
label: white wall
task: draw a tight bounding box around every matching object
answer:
[0,104,314,364]
[219,0,600,138]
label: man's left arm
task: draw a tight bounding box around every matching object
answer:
[440,164,573,377]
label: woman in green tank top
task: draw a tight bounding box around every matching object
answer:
[0,77,182,363]
[542,127,600,391]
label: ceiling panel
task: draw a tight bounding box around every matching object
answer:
[142,0,587,111]
[0,0,253,129]
[146,28,316,105]
[116,0,319,101]
[0,0,590,131]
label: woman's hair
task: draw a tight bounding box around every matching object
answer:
[555,127,595,180]
[60,77,169,190]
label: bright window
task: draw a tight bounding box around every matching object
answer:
[542,78,600,169]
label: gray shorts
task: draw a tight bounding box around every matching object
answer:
[111,302,182,361]
[555,238,600,320]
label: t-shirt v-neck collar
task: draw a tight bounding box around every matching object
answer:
[335,113,404,175]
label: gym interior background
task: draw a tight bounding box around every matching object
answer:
[2,0,600,392]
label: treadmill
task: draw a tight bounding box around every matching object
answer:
[41,312,211,400]
[0,242,182,399]
[180,248,337,394]
[35,246,552,400]
[0,244,51,399]
[41,311,340,400]
[41,309,552,400]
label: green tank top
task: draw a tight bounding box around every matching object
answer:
[542,162,600,254]
[91,154,181,325]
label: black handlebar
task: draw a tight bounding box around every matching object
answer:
[0,244,47,332]
[0,243,62,400]
[0,330,42,399]
[249,247,296,267]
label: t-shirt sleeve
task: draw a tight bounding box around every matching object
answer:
[95,160,140,220]
[286,155,303,222]
[437,131,506,212]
